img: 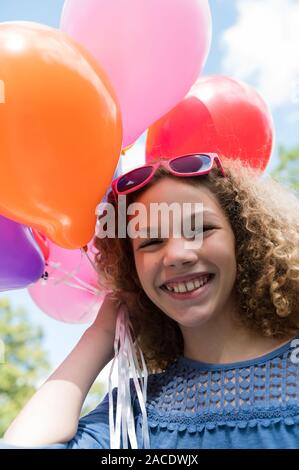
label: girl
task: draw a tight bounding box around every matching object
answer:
[2,153,299,449]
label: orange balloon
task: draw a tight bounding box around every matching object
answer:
[0,22,122,249]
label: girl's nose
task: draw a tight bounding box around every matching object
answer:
[162,237,199,268]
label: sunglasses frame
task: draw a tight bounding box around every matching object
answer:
[111,153,225,198]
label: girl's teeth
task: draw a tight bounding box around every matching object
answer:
[164,276,210,293]
[186,281,194,290]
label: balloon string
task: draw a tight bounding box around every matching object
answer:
[80,246,99,274]
[43,276,101,296]
[80,244,109,291]
[40,244,109,297]
[44,256,104,297]
[46,261,95,290]
[45,248,84,286]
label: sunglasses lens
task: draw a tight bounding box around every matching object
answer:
[169,154,212,173]
[117,166,153,193]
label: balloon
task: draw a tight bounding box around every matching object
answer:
[0,215,44,291]
[28,238,104,324]
[146,76,274,171]
[32,229,50,262]
[0,22,122,249]
[61,0,212,147]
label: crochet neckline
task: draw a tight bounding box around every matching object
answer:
[178,335,299,371]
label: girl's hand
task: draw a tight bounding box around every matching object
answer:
[89,293,121,338]
[86,293,123,365]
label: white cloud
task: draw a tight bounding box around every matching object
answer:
[221,0,299,108]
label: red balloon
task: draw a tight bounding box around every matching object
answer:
[146,76,274,171]
[32,229,50,262]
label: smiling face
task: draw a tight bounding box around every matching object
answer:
[130,176,238,332]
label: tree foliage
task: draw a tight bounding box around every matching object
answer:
[270,145,299,193]
[0,298,50,436]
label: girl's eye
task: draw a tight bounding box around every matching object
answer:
[139,238,163,248]
[185,225,215,240]
[139,227,215,248]
[192,225,214,234]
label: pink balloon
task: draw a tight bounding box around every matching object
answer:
[61,0,212,147]
[28,238,105,324]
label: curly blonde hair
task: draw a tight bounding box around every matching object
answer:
[93,156,299,373]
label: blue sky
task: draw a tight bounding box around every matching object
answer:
[0,0,298,369]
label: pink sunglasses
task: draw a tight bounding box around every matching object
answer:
[112,153,225,197]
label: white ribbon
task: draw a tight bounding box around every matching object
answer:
[108,304,150,449]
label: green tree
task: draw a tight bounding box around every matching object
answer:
[270,145,299,193]
[0,298,51,436]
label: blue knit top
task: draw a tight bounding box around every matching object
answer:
[1,336,299,450]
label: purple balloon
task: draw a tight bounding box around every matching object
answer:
[0,215,44,291]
